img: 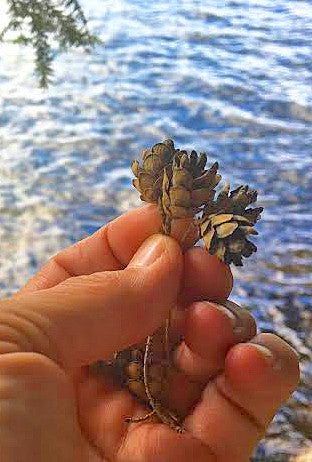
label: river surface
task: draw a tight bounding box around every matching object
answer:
[0,0,311,459]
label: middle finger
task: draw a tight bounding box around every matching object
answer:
[174,300,257,382]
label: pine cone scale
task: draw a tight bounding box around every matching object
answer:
[216,222,238,238]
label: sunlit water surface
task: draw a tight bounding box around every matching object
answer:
[0,0,311,459]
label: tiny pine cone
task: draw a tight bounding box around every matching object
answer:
[201,184,263,266]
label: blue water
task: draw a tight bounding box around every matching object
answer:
[0,0,311,458]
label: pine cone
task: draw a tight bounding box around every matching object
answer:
[131,139,175,203]
[132,139,221,235]
[201,184,263,266]
[162,154,220,218]
[107,327,173,414]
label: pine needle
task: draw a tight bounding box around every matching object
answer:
[0,0,100,87]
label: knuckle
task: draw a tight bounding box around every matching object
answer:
[0,301,55,359]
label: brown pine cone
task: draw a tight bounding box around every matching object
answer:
[106,326,175,417]
[201,183,263,266]
[131,139,175,203]
[162,154,220,218]
[132,139,221,235]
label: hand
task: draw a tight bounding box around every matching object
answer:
[0,205,299,461]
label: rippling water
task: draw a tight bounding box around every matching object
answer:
[0,0,311,458]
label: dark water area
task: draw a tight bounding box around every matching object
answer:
[0,0,311,458]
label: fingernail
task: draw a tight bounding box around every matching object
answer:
[223,300,246,336]
[206,302,237,328]
[128,235,167,267]
[249,343,281,370]
[207,301,245,336]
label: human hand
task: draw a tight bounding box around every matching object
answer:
[0,205,299,461]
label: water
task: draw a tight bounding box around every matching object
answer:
[0,0,311,458]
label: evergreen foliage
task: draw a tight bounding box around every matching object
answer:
[0,0,99,87]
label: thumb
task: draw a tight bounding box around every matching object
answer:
[0,235,183,370]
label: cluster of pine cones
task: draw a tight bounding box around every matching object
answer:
[132,139,263,265]
[100,139,264,432]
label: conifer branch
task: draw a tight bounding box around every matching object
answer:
[0,0,100,87]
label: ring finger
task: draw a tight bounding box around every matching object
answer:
[165,300,257,416]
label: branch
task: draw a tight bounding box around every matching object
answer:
[0,0,100,87]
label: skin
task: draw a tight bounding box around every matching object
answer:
[0,205,299,461]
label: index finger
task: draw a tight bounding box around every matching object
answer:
[17,204,161,294]
[17,204,232,302]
